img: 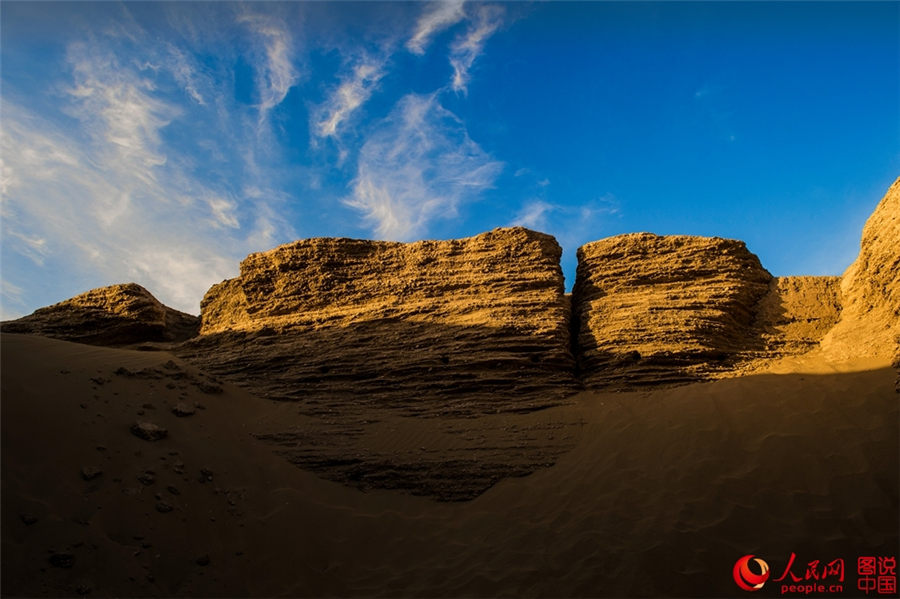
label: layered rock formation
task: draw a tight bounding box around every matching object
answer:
[1,283,199,346]
[821,177,900,362]
[178,227,579,417]
[173,228,580,499]
[571,234,773,387]
[4,177,895,499]
[753,276,843,355]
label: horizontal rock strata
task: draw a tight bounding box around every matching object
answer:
[1,283,199,346]
[753,276,842,355]
[572,233,773,388]
[7,176,897,500]
[178,227,579,417]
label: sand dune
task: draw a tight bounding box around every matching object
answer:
[3,333,896,597]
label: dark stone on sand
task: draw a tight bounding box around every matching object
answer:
[155,501,173,513]
[196,554,210,566]
[81,466,102,481]
[172,402,196,417]
[49,552,75,568]
[131,422,168,441]
[20,513,38,525]
[196,381,223,394]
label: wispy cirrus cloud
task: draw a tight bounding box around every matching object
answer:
[323,2,506,239]
[237,12,299,123]
[314,56,386,139]
[510,195,620,241]
[345,93,502,240]
[0,280,26,321]
[1,2,514,318]
[1,15,297,316]
[2,98,235,314]
[165,44,208,106]
[449,4,504,94]
[511,199,556,230]
[311,1,504,150]
[406,0,467,55]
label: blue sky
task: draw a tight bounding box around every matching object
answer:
[2,1,898,317]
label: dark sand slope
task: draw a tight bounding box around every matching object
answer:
[3,333,896,597]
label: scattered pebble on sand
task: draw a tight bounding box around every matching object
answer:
[81,466,103,481]
[48,553,74,568]
[130,422,168,441]
[172,402,196,417]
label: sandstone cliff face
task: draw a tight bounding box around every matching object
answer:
[1,283,199,346]
[176,228,580,499]
[754,276,843,355]
[821,177,900,361]
[180,227,578,416]
[572,233,773,387]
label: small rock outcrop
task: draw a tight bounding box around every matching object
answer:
[1,283,198,346]
[179,228,579,416]
[821,177,900,361]
[572,233,773,388]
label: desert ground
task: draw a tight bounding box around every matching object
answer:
[2,333,896,597]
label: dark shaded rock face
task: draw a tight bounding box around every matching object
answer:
[179,227,579,417]
[1,283,199,346]
[572,233,773,388]
[753,276,843,355]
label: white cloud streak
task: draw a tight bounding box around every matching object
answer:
[67,42,175,179]
[314,0,504,144]
[237,13,299,122]
[0,278,28,321]
[345,93,502,240]
[449,4,504,94]
[511,199,556,230]
[510,196,620,246]
[314,57,385,138]
[2,2,514,317]
[1,27,296,314]
[407,0,467,55]
[1,98,236,313]
[166,44,207,105]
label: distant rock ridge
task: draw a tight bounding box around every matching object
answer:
[1,283,198,346]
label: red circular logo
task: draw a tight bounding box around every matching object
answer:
[733,555,770,591]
